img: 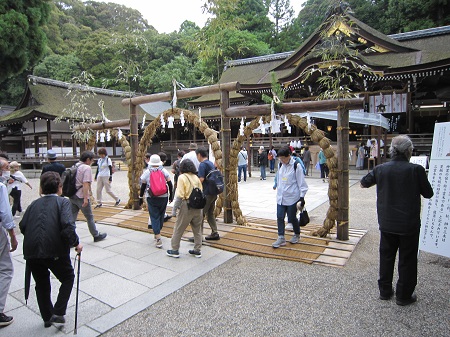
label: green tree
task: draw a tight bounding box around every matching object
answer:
[266,0,295,38]
[0,0,51,82]
[33,53,81,81]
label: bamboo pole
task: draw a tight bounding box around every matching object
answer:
[221,89,233,223]
[225,98,364,117]
[121,82,240,106]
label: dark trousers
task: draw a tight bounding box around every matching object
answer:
[28,256,75,322]
[10,187,22,215]
[378,231,419,299]
[147,196,168,235]
[320,163,329,179]
[277,203,300,236]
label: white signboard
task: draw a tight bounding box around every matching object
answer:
[410,156,428,169]
[419,122,450,258]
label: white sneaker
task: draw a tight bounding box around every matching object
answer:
[285,223,293,231]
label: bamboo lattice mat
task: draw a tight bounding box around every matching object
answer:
[81,205,367,267]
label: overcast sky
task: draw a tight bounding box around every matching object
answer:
[98,0,305,34]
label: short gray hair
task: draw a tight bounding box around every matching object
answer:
[389,135,413,159]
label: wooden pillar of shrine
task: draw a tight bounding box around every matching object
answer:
[221,89,233,223]
[336,106,349,241]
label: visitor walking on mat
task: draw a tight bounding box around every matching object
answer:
[167,159,203,258]
[272,146,308,248]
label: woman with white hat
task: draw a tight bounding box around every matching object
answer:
[139,154,173,248]
[8,161,32,218]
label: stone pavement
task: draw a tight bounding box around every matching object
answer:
[0,167,346,336]
[3,167,446,337]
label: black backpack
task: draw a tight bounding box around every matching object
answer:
[206,168,224,195]
[186,176,206,209]
[62,163,81,197]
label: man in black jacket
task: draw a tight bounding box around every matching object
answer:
[41,149,66,176]
[20,172,83,327]
[361,135,433,306]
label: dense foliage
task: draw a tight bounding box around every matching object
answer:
[0,0,447,106]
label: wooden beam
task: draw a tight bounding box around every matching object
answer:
[225,98,364,117]
[74,119,129,131]
[121,82,241,106]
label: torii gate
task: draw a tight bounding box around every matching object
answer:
[79,82,363,240]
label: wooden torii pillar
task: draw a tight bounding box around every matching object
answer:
[225,98,363,241]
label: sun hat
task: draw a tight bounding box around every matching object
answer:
[149,154,163,167]
[188,143,198,150]
[47,149,57,159]
[9,161,21,167]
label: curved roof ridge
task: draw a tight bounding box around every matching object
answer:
[225,51,293,68]
[28,75,132,98]
[388,25,450,41]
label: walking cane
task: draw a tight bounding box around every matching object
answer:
[74,252,81,335]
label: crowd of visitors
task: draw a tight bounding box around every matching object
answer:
[0,134,433,331]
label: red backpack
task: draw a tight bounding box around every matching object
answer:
[148,169,168,197]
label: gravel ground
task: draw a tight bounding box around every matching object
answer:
[13,170,450,337]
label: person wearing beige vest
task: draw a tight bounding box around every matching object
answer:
[166,159,203,258]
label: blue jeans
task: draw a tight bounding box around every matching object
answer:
[269,159,275,172]
[277,203,300,236]
[147,196,168,235]
[238,165,247,182]
[260,165,266,179]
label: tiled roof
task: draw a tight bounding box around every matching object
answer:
[0,76,148,125]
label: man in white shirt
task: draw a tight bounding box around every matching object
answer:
[180,143,200,170]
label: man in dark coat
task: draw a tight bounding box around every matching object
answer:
[20,172,83,327]
[41,149,66,176]
[361,135,433,306]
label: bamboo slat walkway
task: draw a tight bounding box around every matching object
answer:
[84,204,367,268]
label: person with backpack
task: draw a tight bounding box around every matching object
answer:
[195,147,221,240]
[19,172,83,328]
[69,151,107,242]
[167,159,204,258]
[94,148,120,209]
[171,151,185,217]
[237,146,248,183]
[139,154,173,248]
[272,146,308,248]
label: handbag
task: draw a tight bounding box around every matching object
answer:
[299,208,310,227]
